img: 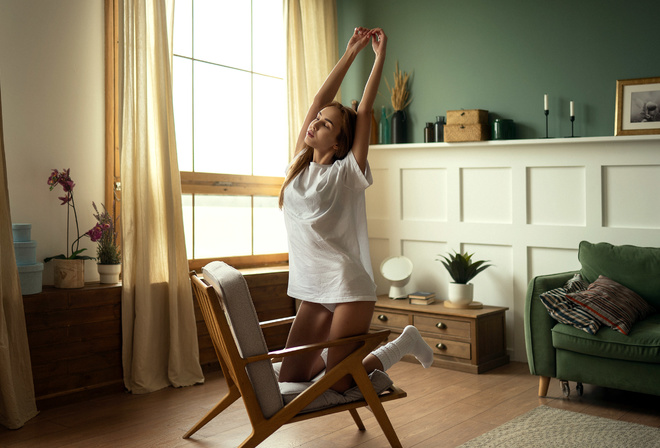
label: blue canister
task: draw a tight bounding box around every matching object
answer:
[12,223,31,242]
[492,119,515,140]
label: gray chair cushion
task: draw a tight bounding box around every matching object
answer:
[202,261,284,418]
[273,362,393,413]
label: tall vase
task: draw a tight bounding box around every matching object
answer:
[98,263,121,284]
[53,258,85,289]
[391,110,407,144]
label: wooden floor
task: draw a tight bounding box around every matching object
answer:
[3,361,660,447]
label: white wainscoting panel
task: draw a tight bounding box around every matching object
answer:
[462,167,512,224]
[527,166,586,226]
[366,135,660,363]
[527,246,581,280]
[602,165,660,229]
[402,168,447,221]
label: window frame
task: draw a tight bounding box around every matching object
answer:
[104,0,288,270]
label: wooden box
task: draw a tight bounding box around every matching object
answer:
[446,109,488,125]
[444,124,490,142]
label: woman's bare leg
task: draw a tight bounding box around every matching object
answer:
[325,301,376,392]
[278,301,333,382]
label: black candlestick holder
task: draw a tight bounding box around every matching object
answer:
[544,110,549,138]
[567,115,577,138]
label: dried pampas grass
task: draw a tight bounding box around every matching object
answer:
[385,61,412,111]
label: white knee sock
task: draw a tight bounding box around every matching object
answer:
[372,325,434,371]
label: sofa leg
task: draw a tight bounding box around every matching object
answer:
[538,376,550,397]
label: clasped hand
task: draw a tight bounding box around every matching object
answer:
[347,26,387,57]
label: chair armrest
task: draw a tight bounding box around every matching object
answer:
[260,316,295,329]
[524,270,576,378]
[246,330,391,364]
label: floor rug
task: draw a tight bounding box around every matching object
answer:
[459,405,660,447]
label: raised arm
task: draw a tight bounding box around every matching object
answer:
[352,28,387,173]
[293,27,372,156]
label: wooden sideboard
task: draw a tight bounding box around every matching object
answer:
[371,295,509,374]
[23,283,123,408]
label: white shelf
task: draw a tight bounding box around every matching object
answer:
[371,134,660,150]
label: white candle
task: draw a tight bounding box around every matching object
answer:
[544,94,548,111]
[570,101,575,117]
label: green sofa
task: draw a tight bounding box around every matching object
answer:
[525,241,660,397]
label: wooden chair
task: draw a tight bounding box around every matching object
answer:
[185,261,407,448]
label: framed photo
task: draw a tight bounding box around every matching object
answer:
[615,76,660,136]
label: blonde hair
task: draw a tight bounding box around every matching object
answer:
[279,102,357,208]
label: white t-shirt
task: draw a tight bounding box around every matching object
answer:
[283,150,377,303]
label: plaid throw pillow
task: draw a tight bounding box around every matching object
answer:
[539,274,601,334]
[566,275,656,335]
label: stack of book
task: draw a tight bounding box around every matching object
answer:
[408,291,436,305]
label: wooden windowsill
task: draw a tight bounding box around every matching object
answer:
[188,253,289,273]
[239,264,289,276]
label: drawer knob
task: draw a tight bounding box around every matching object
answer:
[436,343,446,350]
[436,322,446,329]
[377,314,388,322]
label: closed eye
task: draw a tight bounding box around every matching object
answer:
[317,113,334,128]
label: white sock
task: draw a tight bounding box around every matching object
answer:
[372,325,434,371]
[321,348,328,366]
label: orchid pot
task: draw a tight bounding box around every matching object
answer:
[53,258,85,289]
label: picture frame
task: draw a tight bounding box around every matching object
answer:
[615,76,660,136]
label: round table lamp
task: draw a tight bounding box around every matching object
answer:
[380,256,413,299]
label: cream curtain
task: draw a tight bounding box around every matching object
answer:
[0,85,38,428]
[119,0,204,394]
[285,0,339,160]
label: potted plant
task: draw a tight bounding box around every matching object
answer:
[45,168,95,288]
[437,251,492,307]
[86,202,121,284]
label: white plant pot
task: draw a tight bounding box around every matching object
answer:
[447,282,474,306]
[98,263,121,284]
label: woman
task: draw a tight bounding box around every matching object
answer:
[278,27,432,392]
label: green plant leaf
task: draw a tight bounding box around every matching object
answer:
[437,251,492,283]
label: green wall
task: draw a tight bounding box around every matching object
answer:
[337,0,660,142]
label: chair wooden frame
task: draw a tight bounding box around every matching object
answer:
[185,271,407,448]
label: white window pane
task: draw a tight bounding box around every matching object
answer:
[194,61,251,174]
[194,195,252,258]
[253,196,287,255]
[194,0,250,71]
[173,0,192,58]
[252,0,284,78]
[173,57,193,172]
[182,194,194,258]
[253,75,288,176]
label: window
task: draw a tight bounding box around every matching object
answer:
[172,0,288,265]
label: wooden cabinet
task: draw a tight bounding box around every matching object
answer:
[371,295,509,374]
[23,283,123,408]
